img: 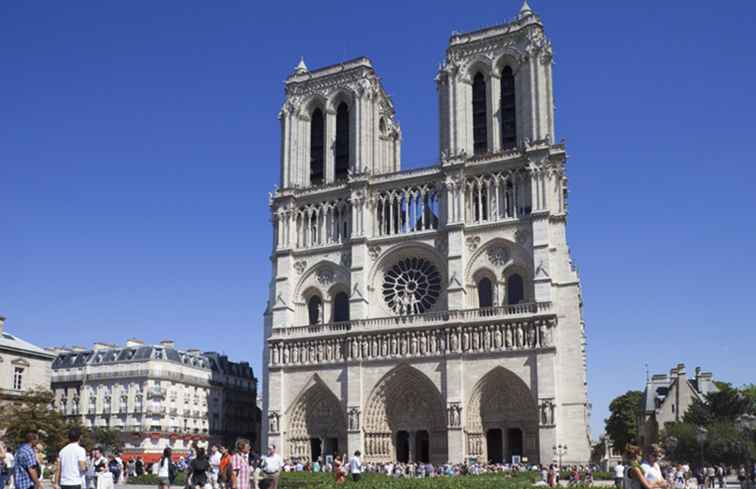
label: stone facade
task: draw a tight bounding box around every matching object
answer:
[638,363,717,446]
[50,340,260,461]
[263,2,591,465]
[0,316,55,406]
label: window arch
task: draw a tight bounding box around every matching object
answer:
[500,66,517,149]
[332,291,349,322]
[310,108,325,185]
[477,277,493,308]
[307,295,323,325]
[335,102,350,181]
[507,274,524,305]
[472,72,488,155]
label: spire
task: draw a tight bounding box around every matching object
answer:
[519,0,533,19]
[294,57,308,75]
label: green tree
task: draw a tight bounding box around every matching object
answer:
[90,427,124,453]
[684,384,753,426]
[605,390,643,451]
[0,389,68,457]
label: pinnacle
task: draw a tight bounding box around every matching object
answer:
[294,56,308,74]
[519,0,533,17]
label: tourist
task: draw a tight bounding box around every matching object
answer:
[640,445,668,489]
[333,456,346,485]
[135,457,144,477]
[348,451,362,482]
[53,428,87,489]
[624,444,667,489]
[218,447,233,489]
[209,446,221,489]
[189,447,210,489]
[258,445,282,489]
[0,441,11,489]
[157,448,175,489]
[14,433,42,489]
[615,462,626,488]
[231,440,251,489]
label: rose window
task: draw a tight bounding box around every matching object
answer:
[382,257,442,315]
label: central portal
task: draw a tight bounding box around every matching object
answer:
[415,430,430,463]
[486,429,503,463]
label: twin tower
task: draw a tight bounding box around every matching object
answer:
[264,2,591,466]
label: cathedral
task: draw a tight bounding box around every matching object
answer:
[262,2,591,465]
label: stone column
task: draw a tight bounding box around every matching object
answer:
[489,72,501,153]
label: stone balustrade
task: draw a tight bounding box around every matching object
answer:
[270,302,552,339]
[268,312,556,367]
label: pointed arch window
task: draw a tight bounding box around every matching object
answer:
[472,72,488,155]
[310,108,325,186]
[335,102,350,180]
[507,274,524,305]
[477,277,493,308]
[307,295,323,325]
[332,291,350,322]
[500,66,517,149]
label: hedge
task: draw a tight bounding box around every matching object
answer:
[279,472,555,489]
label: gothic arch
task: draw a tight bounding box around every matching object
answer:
[285,375,346,459]
[460,55,493,81]
[326,88,356,113]
[294,260,350,325]
[465,238,532,307]
[465,366,539,462]
[302,94,327,118]
[363,363,448,463]
[368,242,447,317]
[492,50,526,74]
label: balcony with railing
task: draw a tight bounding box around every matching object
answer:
[147,387,167,398]
[271,301,552,339]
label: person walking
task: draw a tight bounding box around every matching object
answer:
[208,446,221,489]
[52,428,87,489]
[348,451,362,482]
[14,433,43,489]
[614,462,625,488]
[231,441,251,489]
[157,448,175,489]
[258,445,282,489]
[189,447,210,489]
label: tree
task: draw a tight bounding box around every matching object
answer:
[684,384,753,426]
[741,384,756,411]
[90,427,124,454]
[0,389,68,457]
[605,390,643,451]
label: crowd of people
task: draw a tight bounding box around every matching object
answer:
[609,444,756,489]
[3,431,756,489]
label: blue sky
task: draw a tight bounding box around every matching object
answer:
[1,1,754,438]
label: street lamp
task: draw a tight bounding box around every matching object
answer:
[695,426,707,472]
[553,444,568,469]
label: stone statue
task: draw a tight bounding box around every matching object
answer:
[505,326,512,348]
[538,321,546,347]
[516,324,524,348]
[450,331,458,352]
[527,323,536,348]
[419,334,427,355]
[317,302,323,324]
[390,335,398,356]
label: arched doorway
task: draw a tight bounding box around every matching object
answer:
[396,431,410,463]
[286,378,346,461]
[486,428,503,463]
[507,274,524,305]
[363,364,447,463]
[307,295,322,325]
[415,430,430,463]
[466,367,539,463]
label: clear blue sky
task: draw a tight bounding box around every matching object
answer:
[2,1,755,438]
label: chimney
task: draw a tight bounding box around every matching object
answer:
[93,342,114,351]
[160,340,176,349]
[677,363,686,378]
[71,345,86,352]
[126,338,144,347]
[0,315,5,334]
[187,349,201,356]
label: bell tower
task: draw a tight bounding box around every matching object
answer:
[436,0,555,159]
[278,57,401,189]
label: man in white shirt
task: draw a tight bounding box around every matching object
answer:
[53,428,87,489]
[259,445,283,489]
[641,445,668,489]
[614,463,625,488]
[348,451,362,482]
[209,446,221,489]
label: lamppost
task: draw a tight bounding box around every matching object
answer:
[553,444,568,469]
[736,414,756,489]
[696,426,707,472]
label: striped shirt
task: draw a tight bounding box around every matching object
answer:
[231,453,249,489]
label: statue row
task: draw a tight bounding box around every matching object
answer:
[364,433,392,456]
[268,319,556,366]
